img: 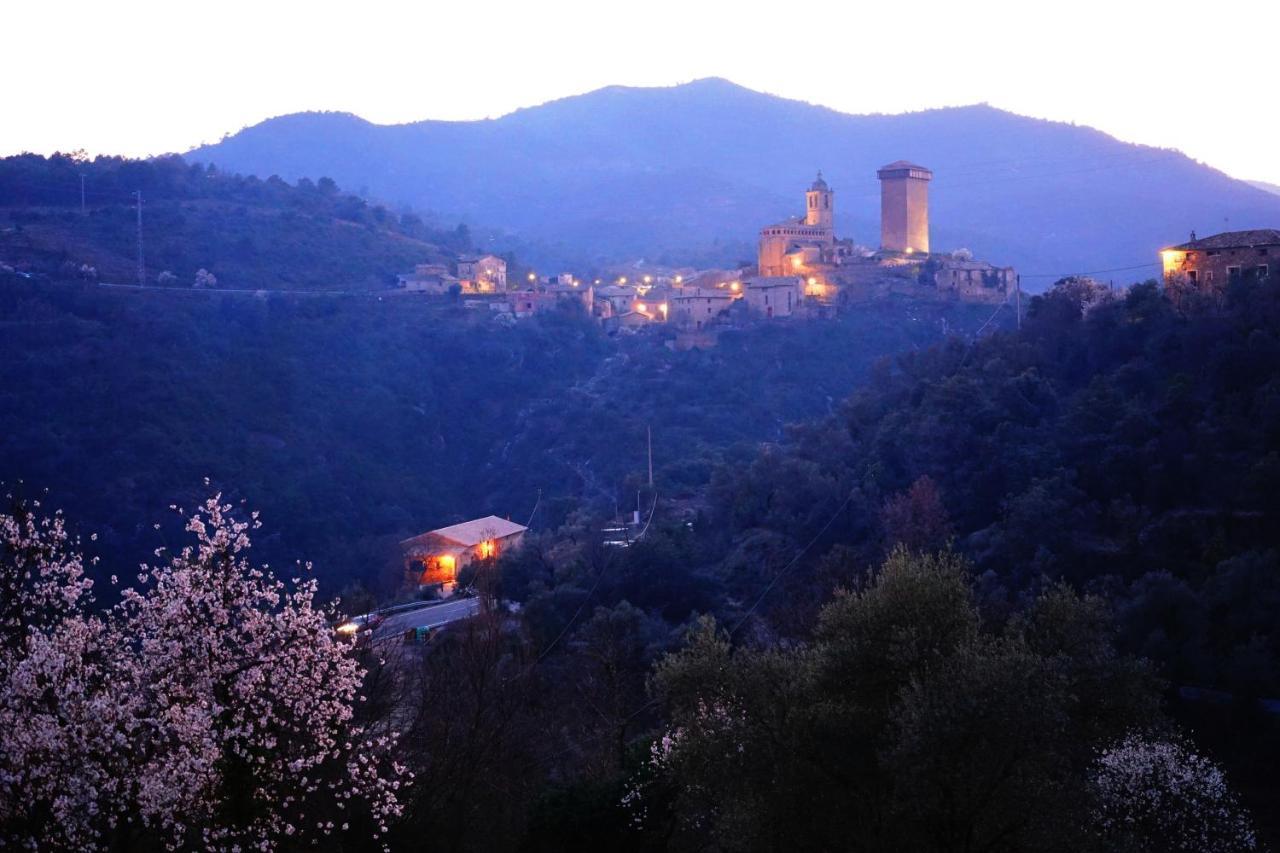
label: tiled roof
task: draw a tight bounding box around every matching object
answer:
[672,287,736,300]
[1170,229,1280,250]
[762,216,810,229]
[401,515,527,549]
[747,276,803,288]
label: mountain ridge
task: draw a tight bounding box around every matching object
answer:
[190,79,1280,281]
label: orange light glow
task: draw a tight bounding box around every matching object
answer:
[479,540,496,559]
[730,281,741,292]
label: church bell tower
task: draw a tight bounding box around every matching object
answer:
[805,171,833,231]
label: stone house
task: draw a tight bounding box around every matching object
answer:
[1161,229,1279,302]
[400,515,527,597]
[396,262,460,294]
[744,276,804,318]
[934,258,1017,301]
[669,287,739,329]
[457,254,508,293]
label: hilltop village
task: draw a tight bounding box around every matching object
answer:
[394,161,1021,343]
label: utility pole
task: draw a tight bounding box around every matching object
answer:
[647,425,653,488]
[79,174,86,216]
[1015,274,1022,330]
[134,190,145,286]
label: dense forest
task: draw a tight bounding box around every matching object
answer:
[0,152,470,289]
[0,269,999,597]
[483,275,1280,849]
[5,270,1279,850]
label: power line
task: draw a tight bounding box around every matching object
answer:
[1019,262,1157,279]
[729,487,857,637]
[524,489,542,530]
[534,490,658,664]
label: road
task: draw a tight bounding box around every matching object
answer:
[370,598,481,643]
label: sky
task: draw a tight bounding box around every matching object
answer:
[4,0,1278,184]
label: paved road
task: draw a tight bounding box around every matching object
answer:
[370,598,481,642]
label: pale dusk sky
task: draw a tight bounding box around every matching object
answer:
[4,0,1277,184]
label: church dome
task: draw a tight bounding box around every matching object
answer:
[810,170,828,191]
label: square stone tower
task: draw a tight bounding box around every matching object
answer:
[877,161,932,254]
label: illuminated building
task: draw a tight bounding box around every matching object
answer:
[877,161,932,254]
[757,172,840,276]
[1161,229,1279,304]
[400,515,527,597]
[456,254,508,293]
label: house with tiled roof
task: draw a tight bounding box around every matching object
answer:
[400,515,527,596]
[1161,229,1279,302]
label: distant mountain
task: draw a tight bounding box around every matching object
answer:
[190,78,1280,284]
[1249,179,1280,197]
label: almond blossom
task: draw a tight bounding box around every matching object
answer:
[0,493,409,850]
[1092,731,1258,852]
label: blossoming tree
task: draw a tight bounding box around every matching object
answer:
[0,493,409,851]
[1092,732,1258,852]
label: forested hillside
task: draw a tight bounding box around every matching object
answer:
[0,271,999,595]
[0,153,469,289]
[6,267,1279,848]
[490,275,1280,847]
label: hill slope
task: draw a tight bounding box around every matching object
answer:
[0,153,468,290]
[190,78,1280,282]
